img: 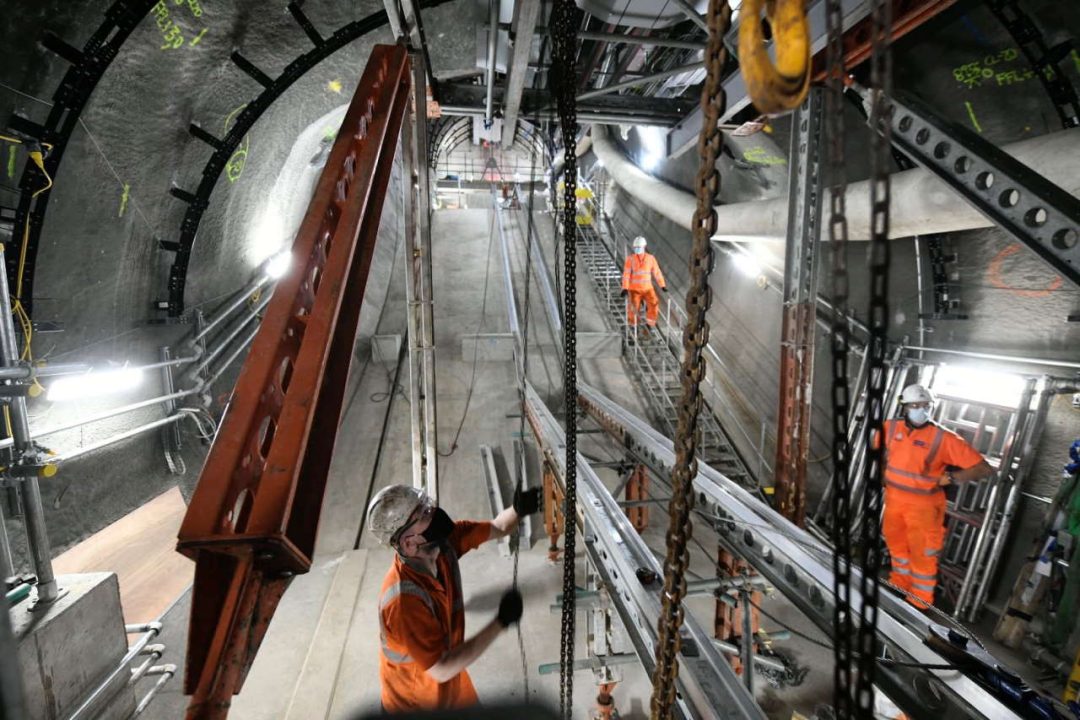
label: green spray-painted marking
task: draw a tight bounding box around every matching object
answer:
[1073,49,1080,74]
[6,146,15,179]
[119,183,130,217]
[323,125,338,141]
[190,28,207,46]
[964,101,982,133]
[223,103,250,183]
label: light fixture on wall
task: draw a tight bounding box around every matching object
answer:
[47,368,144,402]
[731,252,763,279]
[264,250,292,280]
[636,126,665,172]
[931,364,1029,408]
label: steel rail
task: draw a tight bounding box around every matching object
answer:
[524,384,765,720]
[576,381,1024,720]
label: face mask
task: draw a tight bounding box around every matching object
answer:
[421,507,454,545]
[634,247,645,254]
[906,407,930,426]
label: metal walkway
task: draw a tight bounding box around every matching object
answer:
[574,208,756,487]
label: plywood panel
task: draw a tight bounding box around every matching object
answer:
[53,486,193,624]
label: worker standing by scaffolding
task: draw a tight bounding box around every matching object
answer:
[366,484,541,712]
[881,384,993,608]
[621,235,667,337]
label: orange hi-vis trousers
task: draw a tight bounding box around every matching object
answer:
[882,491,946,608]
[627,288,659,327]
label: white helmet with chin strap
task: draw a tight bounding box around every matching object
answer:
[632,236,647,252]
[899,384,935,405]
[366,484,432,546]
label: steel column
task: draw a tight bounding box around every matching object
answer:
[773,88,824,526]
[501,0,542,145]
[177,45,412,718]
[403,54,439,500]
[0,245,57,605]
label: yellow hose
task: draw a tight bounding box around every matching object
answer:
[738,0,811,114]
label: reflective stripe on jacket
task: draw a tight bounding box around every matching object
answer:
[881,418,984,499]
[622,252,665,292]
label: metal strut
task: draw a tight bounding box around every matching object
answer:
[176,45,412,719]
[650,0,732,717]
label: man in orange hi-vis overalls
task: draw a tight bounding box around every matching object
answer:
[365,484,541,712]
[621,235,667,335]
[881,384,993,608]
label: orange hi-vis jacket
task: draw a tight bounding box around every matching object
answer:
[880,418,985,607]
[378,521,492,713]
[881,419,983,501]
[622,252,666,292]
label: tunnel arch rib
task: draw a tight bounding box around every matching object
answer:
[6,0,158,318]
[164,0,453,317]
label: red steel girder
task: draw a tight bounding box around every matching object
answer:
[176,43,412,719]
[811,0,961,80]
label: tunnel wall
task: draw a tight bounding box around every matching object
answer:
[0,0,407,572]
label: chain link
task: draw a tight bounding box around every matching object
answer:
[550,0,580,716]
[649,0,731,716]
[854,0,893,715]
[823,0,854,712]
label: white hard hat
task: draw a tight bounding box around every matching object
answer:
[366,485,431,546]
[632,236,647,249]
[900,384,935,405]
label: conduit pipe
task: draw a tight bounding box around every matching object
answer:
[591,124,1080,241]
[551,133,593,180]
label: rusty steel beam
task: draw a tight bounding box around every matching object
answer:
[176,44,412,719]
[811,0,960,80]
[773,89,824,526]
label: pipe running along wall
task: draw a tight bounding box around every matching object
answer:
[590,124,1080,241]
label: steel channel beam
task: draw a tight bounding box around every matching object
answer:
[516,192,563,340]
[479,445,511,557]
[577,62,705,102]
[576,381,1024,720]
[403,56,439,500]
[524,384,765,720]
[501,0,543,145]
[773,89,824,525]
[493,200,525,383]
[862,87,1080,287]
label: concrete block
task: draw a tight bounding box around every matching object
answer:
[371,334,402,363]
[461,333,515,362]
[576,332,622,359]
[13,572,135,720]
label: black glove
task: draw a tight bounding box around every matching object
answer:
[497,589,523,627]
[513,486,542,516]
[620,289,628,298]
[661,286,668,293]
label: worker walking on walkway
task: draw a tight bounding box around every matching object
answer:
[367,483,542,713]
[621,235,667,335]
[881,384,993,608]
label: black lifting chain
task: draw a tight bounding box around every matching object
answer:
[985,0,1079,129]
[855,0,893,715]
[550,0,580,716]
[648,0,731,717]
[824,0,855,713]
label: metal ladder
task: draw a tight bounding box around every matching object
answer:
[574,215,755,487]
